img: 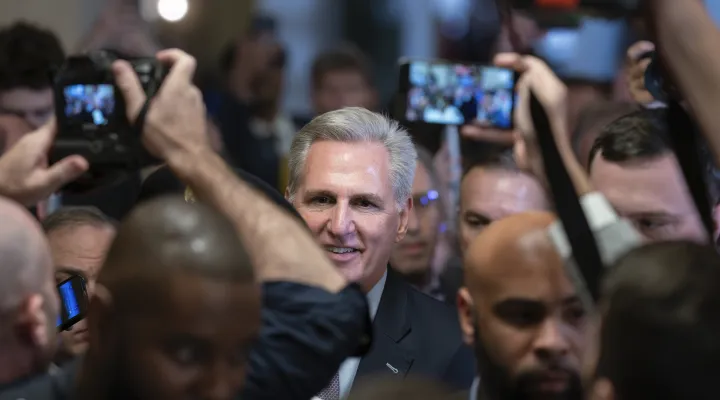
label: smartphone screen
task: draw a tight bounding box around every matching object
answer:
[56,275,88,330]
[399,60,517,129]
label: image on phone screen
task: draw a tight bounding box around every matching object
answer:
[403,61,515,128]
[57,276,84,328]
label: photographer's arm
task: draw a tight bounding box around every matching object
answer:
[651,0,720,163]
[496,54,593,198]
[113,50,345,293]
[169,148,346,292]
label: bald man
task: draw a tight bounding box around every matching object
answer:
[457,212,587,400]
[0,196,59,387]
[70,196,260,400]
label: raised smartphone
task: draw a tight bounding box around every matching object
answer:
[397,59,518,129]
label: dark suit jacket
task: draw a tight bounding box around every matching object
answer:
[352,269,475,393]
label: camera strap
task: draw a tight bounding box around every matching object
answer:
[530,90,605,303]
[666,101,716,240]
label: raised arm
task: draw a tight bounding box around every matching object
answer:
[112,49,346,293]
[650,0,720,164]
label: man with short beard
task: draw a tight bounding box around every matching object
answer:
[457,212,587,400]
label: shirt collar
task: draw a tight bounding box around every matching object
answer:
[469,377,480,400]
[366,269,387,320]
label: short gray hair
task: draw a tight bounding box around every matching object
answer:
[42,206,117,234]
[287,107,416,207]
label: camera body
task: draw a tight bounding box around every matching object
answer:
[51,50,166,171]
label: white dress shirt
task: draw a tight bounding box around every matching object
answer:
[335,270,387,399]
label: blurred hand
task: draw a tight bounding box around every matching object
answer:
[113,49,209,163]
[0,120,88,205]
[459,121,516,145]
[491,53,568,180]
[626,41,656,105]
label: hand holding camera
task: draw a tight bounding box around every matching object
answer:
[111,49,209,165]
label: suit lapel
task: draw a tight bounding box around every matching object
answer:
[356,268,415,380]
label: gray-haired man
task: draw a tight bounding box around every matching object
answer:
[286,107,475,398]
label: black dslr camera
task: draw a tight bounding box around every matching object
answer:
[51,51,167,190]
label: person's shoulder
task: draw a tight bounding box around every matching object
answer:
[391,273,459,327]
[0,373,58,400]
[448,390,470,400]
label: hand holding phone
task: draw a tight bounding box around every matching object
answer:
[56,274,89,332]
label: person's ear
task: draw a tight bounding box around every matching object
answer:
[14,294,51,349]
[457,287,476,346]
[284,188,292,203]
[589,379,615,400]
[86,283,114,351]
[395,197,412,242]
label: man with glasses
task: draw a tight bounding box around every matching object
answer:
[390,146,446,298]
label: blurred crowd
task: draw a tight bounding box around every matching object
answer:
[0,0,719,400]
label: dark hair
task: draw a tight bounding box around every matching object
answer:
[0,22,65,91]
[310,45,373,89]
[588,108,720,206]
[571,101,639,162]
[588,108,670,170]
[42,206,117,234]
[597,241,720,400]
[462,147,519,179]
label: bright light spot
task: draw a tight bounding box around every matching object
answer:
[157,0,188,22]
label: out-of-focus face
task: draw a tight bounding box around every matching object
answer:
[459,167,549,253]
[50,224,115,358]
[0,87,54,129]
[463,240,588,400]
[291,141,410,291]
[312,70,376,115]
[105,274,261,400]
[590,153,708,242]
[390,163,441,286]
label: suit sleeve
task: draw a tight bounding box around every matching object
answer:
[242,282,372,400]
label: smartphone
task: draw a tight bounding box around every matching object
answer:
[533,17,628,83]
[56,274,89,332]
[397,59,518,129]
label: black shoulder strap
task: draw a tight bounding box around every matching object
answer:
[529,91,605,303]
[665,101,715,239]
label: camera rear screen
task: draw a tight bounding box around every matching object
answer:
[405,61,515,128]
[63,84,115,126]
[56,279,81,327]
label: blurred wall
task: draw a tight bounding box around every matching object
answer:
[0,0,254,79]
[0,0,104,51]
[158,0,255,79]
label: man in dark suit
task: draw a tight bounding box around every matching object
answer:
[286,107,475,399]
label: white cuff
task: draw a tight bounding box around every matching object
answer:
[580,192,619,231]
